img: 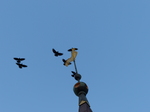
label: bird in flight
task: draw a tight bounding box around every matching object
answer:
[14,57,27,69]
[68,48,78,51]
[52,48,63,57]
[14,57,25,63]
[62,59,71,66]
[71,71,76,77]
[16,63,27,69]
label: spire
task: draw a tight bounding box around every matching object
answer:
[70,48,93,112]
[73,82,93,112]
[56,47,93,112]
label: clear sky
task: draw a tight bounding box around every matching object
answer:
[0,0,150,112]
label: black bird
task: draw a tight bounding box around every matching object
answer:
[71,71,76,77]
[52,48,63,57]
[62,59,71,66]
[14,58,25,63]
[16,63,27,69]
[68,48,78,52]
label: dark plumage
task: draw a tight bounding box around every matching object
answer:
[62,59,66,65]
[14,57,25,63]
[16,63,27,69]
[52,48,63,57]
[62,59,71,66]
[68,48,78,51]
[71,71,76,77]
[14,57,27,69]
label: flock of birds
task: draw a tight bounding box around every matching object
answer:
[14,58,27,68]
[52,48,78,65]
[13,48,78,77]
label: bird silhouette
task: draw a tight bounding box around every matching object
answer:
[68,48,78,51]
[52,48,63,57]
[62,59,71,66]
[16,63,27,69]
[14,57,25,63]
[71,71,76,77]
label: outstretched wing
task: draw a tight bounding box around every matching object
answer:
[21,64,27,67]
[19,58,25,61]
[14,58,19,60]
[62,59,71,66]
[53,48,63,56]
[19,65,22,68]
[62,59,66,65]
[68,48,78,51]
[14,58,25,61]
[52,48,57,53]
[14,58,21,63]
[16,63,22,68]
[63,57,72,66]
[57,52,63,56]
[16,63,27,68]
[71,71,76,74]
[68,48,72,51]
[71,71,76,77]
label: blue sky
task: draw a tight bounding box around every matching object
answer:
[0,0,150,112]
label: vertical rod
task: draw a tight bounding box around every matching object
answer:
[73,60,78,74]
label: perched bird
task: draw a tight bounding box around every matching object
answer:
[14,57,25,63]
[52,48,63,57]
[68,48,78,51]
[71,71,76,77]
[62,59,71,66]
[63,48,78,67]
[16,63,27,69]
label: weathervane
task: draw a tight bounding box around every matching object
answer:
[52,47,92,112]
[62,48,81,82]
[52,47,81,82]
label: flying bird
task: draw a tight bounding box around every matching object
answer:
[62,59,71,66]
[14,58,25,63]
[14,57,27,69]
[52,48,63,57]
[16,63,27,69]
[71,71,76,77]
[68,48,78,51]
[63,48,78,67]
